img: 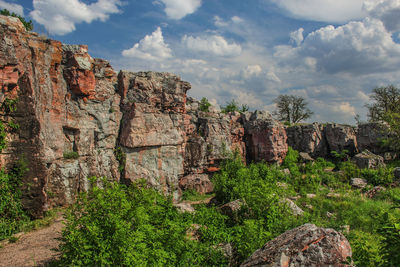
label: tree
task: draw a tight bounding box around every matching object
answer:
[0,9,33,31]
[273,95,313,124]
[199,97,211,112]
[366,85,400,122]
[221,99,249,114]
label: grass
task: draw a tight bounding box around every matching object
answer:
[63,151,79,160]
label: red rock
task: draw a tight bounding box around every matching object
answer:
[241,224,353,267]
[179,174,214,194]
[243,111,288,164]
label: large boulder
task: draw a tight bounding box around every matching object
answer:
[352,150,385,169]
[241,224,353,267]
[243,111,288,164]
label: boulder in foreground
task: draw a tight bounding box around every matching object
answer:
[241,223,352,267]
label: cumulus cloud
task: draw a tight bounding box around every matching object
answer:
[182,35,242,57]
[158,0,201,20]
[122,27,172,61]
[30,0,122,35]
[0,0,23,16]
[290,28,304,46]
[271,0,366,23]
[241,65,262,79]
[364,0,400,32]
[277,18,400,75]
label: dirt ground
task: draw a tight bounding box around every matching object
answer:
[0,217,63,267]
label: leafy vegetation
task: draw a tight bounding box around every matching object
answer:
[199,97,212,112]
[366,85,400,123]
[0,9,33,31]
[63,151,79,160]
[221,99,249,113]
[54,148,400,266]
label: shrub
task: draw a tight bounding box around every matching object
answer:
[0,159,29,240]
[59,178,226,266]
[361,167,394,186]
[199,97,211,112]
[63,151,79,160]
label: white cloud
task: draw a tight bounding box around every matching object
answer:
[271,0,366,23]
[159,0,201,20]
[122,27,172,61]
[30,0,122,35]
[278,18,400,75]
[241,65,262,79]
[182,34,242,57]
[333,102,357,116]
[364,0,400,32]
[0,0,23,16]
[289,27,304,46]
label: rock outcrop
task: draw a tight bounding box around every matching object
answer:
[286,123,327,158]
[241,223,353,267]
[118,71,190,200]
[243,111,288,164]
[352,150,385,169]
[0,15,121,217]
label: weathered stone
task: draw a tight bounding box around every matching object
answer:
[174,203,195,213]
[356,123,390,155]
[350,178,368,189]
[0,15,122,217]
[118,71,190,200]
[280,198,304,216]
[352,150,385,169]
[286,123,328,157]
[306,194,316,199]
[243,111,288,164]
[220,199,246,218]
[184,97,246,175]
[179,174,214,194]
[325,123,358,156]
[299,152,314,162]
[241,224,352,267]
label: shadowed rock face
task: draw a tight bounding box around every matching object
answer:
[243,111,288,164]
[286,123,327,158]
[241,224,353,267]
[0,15,122,217]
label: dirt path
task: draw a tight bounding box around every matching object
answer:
[0,217,64,267]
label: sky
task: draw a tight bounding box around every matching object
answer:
[2,0,400,124]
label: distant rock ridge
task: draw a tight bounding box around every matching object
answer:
[0,15,394,217]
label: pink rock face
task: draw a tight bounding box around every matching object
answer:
[241,224,353,267]
[179,174,214,195]
[0,15,121,217]
[118,71,190,200]
[244,111,288,164]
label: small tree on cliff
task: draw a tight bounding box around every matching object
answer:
[273,95,313,124]
[0,9,33,31]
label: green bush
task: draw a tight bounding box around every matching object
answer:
[199,97,211,112]
[59,178,226,266]
[63,151,79,160]
[0,159,29,240]
[361,167,394,186]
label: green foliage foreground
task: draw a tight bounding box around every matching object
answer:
[57,151,400,266]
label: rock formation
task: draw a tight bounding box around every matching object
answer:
[0,15,121,217]
[0,15,395,217]
[241,223,353,267]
